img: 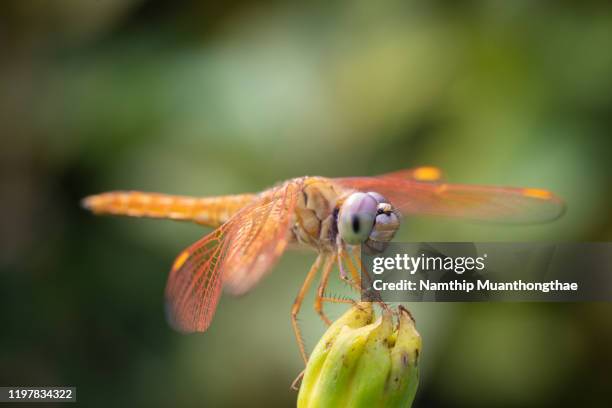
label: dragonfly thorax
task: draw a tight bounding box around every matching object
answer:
[291,177,341,251]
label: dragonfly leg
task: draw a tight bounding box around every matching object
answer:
[351,248,393,314]
[337,247,363,292]
[346,246,363,287]
[316,293,357,326]
[290,370,305,391]
[336,235,349,280]
[291,253,325,365]
[313,255,339,326]
[338,247,392,313]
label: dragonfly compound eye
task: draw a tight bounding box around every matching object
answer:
[338,192,378,245]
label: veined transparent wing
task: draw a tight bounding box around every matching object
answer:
[165,180,302,332]
[335,172,564,223]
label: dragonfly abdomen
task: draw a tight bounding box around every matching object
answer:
[82,191,256,227]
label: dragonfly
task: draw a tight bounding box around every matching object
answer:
[82,166,564,364]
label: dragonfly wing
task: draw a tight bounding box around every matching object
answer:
[222,180,302,295]
[335,176,564,223]
[377,166,444,182]
[164,180,301,332]
[165,224,229,333]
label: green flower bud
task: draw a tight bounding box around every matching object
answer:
[297,304,421,408]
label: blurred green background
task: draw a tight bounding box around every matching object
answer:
[1,0,612,407]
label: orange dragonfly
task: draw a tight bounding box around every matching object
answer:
[82,166,564,363]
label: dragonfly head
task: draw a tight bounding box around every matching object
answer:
[337,192,399,253]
